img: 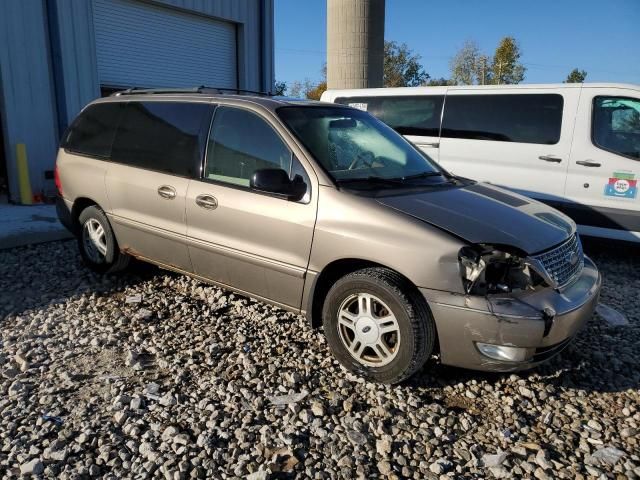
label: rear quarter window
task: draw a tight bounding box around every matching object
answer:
[441,94,564,144]
[62,103,124,158]
[111,101,211,176]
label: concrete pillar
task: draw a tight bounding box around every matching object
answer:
[327,0,385,89]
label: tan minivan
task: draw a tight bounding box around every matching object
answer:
[56,88,601,383]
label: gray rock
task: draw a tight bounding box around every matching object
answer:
[20,459,44,476]
[378,460,392,475]
[376,437,392,455]
[483,451,508,467]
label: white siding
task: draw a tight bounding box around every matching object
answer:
[93,0,237,89]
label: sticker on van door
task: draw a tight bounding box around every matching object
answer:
[605,172,637,199]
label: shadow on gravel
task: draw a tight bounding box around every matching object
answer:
[405,237,640,395]
[0,240,162,319]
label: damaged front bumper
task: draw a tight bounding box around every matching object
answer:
[421,255,601,371]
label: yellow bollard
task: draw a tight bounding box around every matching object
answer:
[16,143,33,205]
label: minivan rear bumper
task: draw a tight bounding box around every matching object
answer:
[421,255,601,371]
[55,196,74,233]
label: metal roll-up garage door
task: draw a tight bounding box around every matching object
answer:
[93,0,237,89]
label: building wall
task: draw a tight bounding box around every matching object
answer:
[0,0,61,203]
[0,0,274,204]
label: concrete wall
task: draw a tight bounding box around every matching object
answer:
[0,0,274,203]
[327,0,385,89]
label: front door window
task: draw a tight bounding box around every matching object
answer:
[592,96,640,160]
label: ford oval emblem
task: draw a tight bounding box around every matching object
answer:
[567,251,579,266]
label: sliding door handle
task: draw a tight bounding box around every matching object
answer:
[538,155,562,163]
[576,160,601,167]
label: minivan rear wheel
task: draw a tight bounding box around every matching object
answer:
[77,206,130,273]
[322,268,435,384]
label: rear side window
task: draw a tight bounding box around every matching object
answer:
[111,102,211,176]
[335,96,444,137]
[592,96,640,159]
[62,103,124,157]
[205,106,292,188]
[441,94,564,144]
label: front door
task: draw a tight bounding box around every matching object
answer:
[186,105,317,309]
[438,89,578,202]
[564,88,640,236]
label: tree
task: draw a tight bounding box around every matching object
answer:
[490,36,525,84]
[565,69,587,83]
[426,77,452,86]
[449,41,489,85]
[306,81,327,100]
[273,80,287,95]
[288,64,327,100]
[383,41,430,87]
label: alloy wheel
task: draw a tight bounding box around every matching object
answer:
[82,218,107,263]
[337,292,401,367]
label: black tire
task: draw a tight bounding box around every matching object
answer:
[77,205,130,274]
[322,268,435,384]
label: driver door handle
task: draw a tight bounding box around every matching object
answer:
[195,194,218,210]
[157,185,177,199]
[415,142,439,148]
[576,160,601,167]
[538,155,562,163]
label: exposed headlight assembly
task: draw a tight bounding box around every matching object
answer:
[458,245,545,295]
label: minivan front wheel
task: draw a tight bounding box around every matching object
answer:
[77,206,130,273]
[322,268,435,384]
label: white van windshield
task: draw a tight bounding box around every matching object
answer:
[278,106,443,184]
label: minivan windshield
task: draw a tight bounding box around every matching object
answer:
[277,106,443,184]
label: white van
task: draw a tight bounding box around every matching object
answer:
[321,84,640,242]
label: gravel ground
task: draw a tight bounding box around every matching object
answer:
[0,239,638,479]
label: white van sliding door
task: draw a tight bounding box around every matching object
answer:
[438,90,578,201]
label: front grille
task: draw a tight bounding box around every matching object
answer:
[532,234,584,288]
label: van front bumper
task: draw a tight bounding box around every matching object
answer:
[421,255,601,371]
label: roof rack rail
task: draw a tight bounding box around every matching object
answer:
[111,86,274,97]
[197,86,273,96]
[111,87,201,96]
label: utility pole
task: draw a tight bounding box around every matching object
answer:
[495,61,504,85]
[327,0,385,89]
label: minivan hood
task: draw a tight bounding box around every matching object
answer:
[377,182,575,254]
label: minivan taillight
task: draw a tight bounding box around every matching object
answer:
[54,162,63,196]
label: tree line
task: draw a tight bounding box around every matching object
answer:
[277,37,588,99]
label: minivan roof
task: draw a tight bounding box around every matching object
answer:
[321,82,640,100]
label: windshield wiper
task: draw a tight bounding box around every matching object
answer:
[400,171,443,180]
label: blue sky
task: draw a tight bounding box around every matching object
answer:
[275,0,640,86]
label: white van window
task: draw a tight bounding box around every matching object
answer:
[441,94,563,145]
[335,96,444,137]
[592,96,640,160]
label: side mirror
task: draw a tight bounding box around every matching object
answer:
[250,168,307,201]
